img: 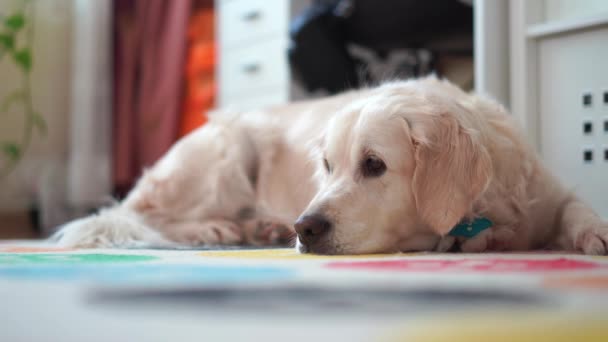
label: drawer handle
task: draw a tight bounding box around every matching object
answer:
[242,62,261,73]
[242,10,261,21]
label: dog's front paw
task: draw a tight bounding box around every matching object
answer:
[165,220,244,246]
[52,216,106,248]
[435,236,456,252]
[52,209,168,248]
[459,226,516,253]
[575,222,608,255]
[241,219,296,246]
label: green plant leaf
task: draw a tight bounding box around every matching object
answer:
[13,49,31,71]
[0,33,14,49]
[32,112,47,135]
[4,13,25,31]
[2,142,21,162]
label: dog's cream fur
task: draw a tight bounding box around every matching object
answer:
[54,77,608,255]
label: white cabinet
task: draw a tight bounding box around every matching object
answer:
[216,0,292,110]
[539,27,608,217]
[507,0,608,218]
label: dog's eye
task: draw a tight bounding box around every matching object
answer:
[362,156,386,178]
[323,158,331,173]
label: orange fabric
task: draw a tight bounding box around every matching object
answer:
[179,8,216,137]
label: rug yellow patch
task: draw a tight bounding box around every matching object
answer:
[386,315,608,342]
[199,248,414,259]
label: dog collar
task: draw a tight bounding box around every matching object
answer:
[448,217,493,238]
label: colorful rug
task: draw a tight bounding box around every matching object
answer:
[2,241,608,341]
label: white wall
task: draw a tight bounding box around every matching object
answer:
[0,0,73,211]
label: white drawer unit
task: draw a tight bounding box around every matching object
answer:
[218,38,289,99]
[216,0,294,110]
[218,0,289,48]
[219,87,290,111]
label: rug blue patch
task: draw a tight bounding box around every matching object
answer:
[0,264,293,285]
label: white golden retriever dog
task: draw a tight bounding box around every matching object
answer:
[55,77,608,255]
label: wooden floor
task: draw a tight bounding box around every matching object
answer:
[0,211,39,239]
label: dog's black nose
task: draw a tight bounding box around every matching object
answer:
[294,214,332,245]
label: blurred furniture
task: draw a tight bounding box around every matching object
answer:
[289,0,473,94]
[216,0,473,110]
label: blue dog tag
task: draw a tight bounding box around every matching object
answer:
[448,217,493,238]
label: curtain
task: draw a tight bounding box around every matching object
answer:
[113,0,192,195]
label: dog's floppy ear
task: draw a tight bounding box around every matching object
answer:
[305,129,328,184]
[407,113,492,235]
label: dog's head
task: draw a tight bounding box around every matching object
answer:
[295,78,493,254]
